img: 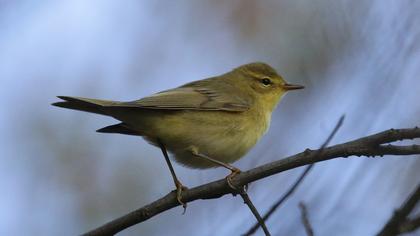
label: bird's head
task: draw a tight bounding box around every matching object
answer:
[231,62,304,111]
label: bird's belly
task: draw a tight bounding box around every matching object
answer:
[118,109,269,169]
[170,130,256,169]
[157,111,268,169]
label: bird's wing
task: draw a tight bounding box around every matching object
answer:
[108,79,250,112]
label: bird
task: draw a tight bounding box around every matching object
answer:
[52,62,304,208]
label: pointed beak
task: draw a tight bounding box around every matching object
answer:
[283,83,304,91]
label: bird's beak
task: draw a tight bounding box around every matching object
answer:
[283,83,305,91]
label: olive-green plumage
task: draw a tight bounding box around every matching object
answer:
[52,62,303,168]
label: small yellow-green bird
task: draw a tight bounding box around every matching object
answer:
[52,62,303,207]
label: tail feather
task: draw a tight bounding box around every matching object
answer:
[52,96,118,115]
[97,123,141,136]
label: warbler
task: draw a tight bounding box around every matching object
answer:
[52,62,304,207]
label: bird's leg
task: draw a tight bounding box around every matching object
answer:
[157,140,188,211]
[190,148,242,191]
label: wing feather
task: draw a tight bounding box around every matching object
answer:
[107,79,250,112]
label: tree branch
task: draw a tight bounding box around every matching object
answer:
[299,202,314,236]
[244,115,344,235]
[399,215,420,234]
[83,127,420,236]
[377,183,420,236]
[239,189,271,236]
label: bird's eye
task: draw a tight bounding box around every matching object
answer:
[261,78,272,86]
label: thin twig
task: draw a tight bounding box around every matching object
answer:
[244,165,314,235]
[244,115,344,235]
[238,188,271,236]
[299,202,314,236]
[377,183,420,236]
[83,127,420,236]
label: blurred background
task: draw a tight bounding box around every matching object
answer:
[1,0,419,235]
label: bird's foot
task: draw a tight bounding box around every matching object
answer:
[226,167,242,191]
[174,179,188,214]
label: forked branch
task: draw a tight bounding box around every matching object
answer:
[245,115,344,235]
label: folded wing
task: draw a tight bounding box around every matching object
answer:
[109,79,250,112]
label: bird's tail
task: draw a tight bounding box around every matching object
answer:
[52,96,118,115]
[96,123,141,135]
